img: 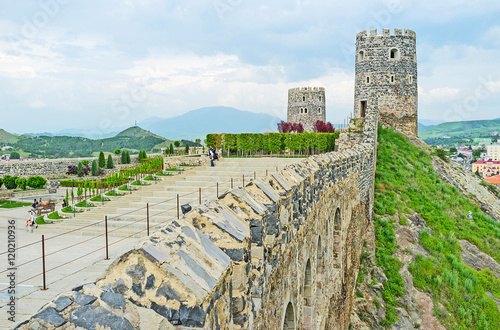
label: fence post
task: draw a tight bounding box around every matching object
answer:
[217,182,219,198]
[266,169,268,176]
[146,203,150,236]
[41,235,47,290]
[243,175,245,187]
[104,216,109,260]
[231,178,233,189]
[177,194,180,219]
[199,188,201,204]
[254,171,256,180]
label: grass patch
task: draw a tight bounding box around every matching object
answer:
[118,185,137,191]
[35,216,51,225]
[105,190,124,196]
[90,195,109,202]
[143,175,160,181]
[60,206,82,213]
[131,180,149,186]
[155,171,171,176]
[0,201,32,208]
[165,168,183,172]
[75,200,95,207]
[47,211,64,220]
[375,126,500,328]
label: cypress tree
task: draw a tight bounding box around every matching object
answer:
[169,143,174,155]
[107,154,114,169]
[91,159,98,176]
[185,144,189,154]
[126,151,131,164]
[98,151,106,168]
[77,162,83,177]
[121,150,127,164]
[143,150,147,159]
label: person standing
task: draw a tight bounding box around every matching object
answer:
[209,146,215,167]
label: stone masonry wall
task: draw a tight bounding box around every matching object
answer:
[0,155,206,180]
[354,28,417,136]
[287,87,326,132]
[19,105,379,329]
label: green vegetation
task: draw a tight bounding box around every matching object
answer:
[98,151,105,168]
[206,132,338,156]
[47,211,64,220]
[0,126,195,158]
[144,175,160,181]
[375,126,500,328]
[90,195,109,202]
[9,151,20,159]
[374,216,405,326]
[61,206,82,213]
[118,185,136,191]
[105,190,124,196]
[106,154,114,169]
[419,118,500,140]
[75,200,95,207]
[0,129,20,144]
[0,200,32,208]
[131,180,149,186]
[35,216,51,225]
[91,159,98,176]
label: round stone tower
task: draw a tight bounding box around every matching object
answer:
[287,87,326,132]
[354,28,418,136]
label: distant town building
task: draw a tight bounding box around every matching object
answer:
[1,146,13,151]
[472,159,500,178]
[490,131,499,136]
[487,144,500,161]
[484,174,500,186]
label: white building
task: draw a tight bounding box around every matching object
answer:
[487,144,500,161]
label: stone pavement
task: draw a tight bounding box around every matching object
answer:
[0,157,301,329]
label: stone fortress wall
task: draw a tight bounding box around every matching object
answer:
[19,98,379,329]
[287,87,326,132]
[354,28,418,136]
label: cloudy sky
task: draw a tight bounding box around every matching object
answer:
[1,0,499,134]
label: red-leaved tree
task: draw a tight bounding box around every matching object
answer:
[292,123,304,133]
[313,120,335,133]
[278,121,292,133]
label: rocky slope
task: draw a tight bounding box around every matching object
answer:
[351,127,500,329]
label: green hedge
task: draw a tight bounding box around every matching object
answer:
[206,132,339,155]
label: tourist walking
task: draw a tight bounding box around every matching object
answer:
[209,146,215,167]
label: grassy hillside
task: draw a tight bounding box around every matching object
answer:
[374,127,500,328]
[0,129,20,145]
[419,118,500,140]
[10,126,185,158]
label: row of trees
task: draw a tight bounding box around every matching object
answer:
[206,132,339,156]
[60,157,164,188]
[0,175,47,190]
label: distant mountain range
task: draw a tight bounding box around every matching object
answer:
[138,106,282,140]
[19,106,282,140]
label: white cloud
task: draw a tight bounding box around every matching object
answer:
[29,100,45,108]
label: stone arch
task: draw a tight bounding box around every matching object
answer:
[332,208,341,269]
[304,259,312,306]
[314,236,324,326]
[283,301,296,330]
[302,259,313,329]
